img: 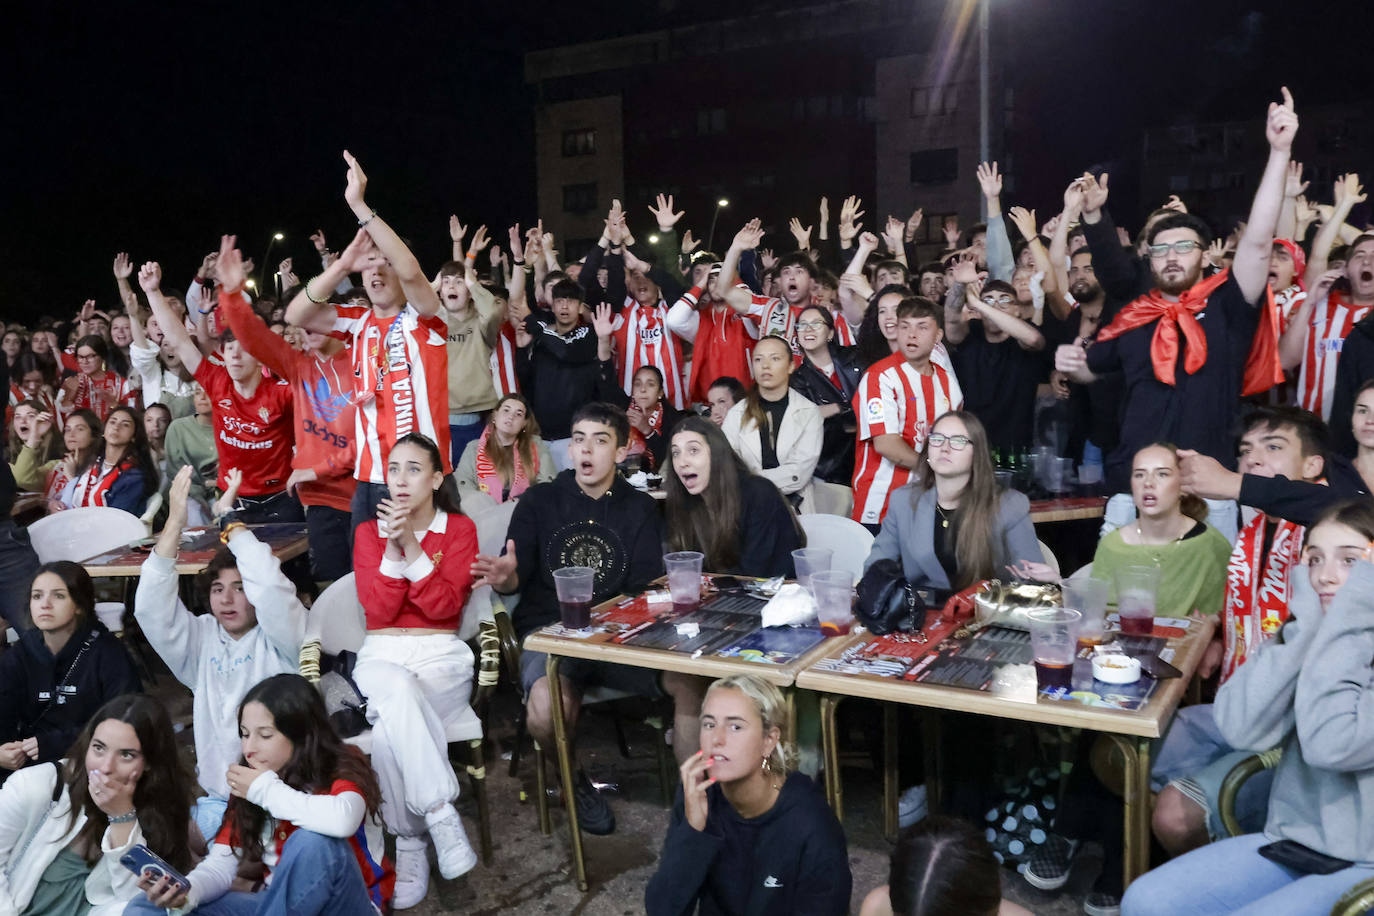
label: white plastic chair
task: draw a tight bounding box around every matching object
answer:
[806,479,854,517]
[1037,539,1062,579]
[799,513,876,581]
[27,507,146,563]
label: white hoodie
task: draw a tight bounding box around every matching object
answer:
[134,532,304,800]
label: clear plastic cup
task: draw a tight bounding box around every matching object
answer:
[552,566,596,629]
[664,551,705,613]
[1027,607,1081,690]
[791,547,833,594]
[1115,565,1159,636]
[811,569,855,636]
[1062,578,1109,646]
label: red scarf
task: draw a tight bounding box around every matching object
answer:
[473,425,534,502]
[626,403,665,469]
[72,454,133,508]
[1221,514,1303,682]
[1095,269,1284,396]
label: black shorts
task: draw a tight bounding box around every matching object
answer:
[519,650,665,700]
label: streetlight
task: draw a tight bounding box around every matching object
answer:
[706,198,730,253]
[978,0,989,218]
[259,232,285,296]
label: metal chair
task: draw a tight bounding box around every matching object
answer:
[297,573,495,864]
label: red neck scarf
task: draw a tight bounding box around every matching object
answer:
[474,425,533,502]
[1095,269,1284,395]
[1221,515,1303,682]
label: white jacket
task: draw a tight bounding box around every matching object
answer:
[722,392,823,512]
[134,532,305,800]
[0,763,145,916]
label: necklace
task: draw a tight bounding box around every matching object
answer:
[936,503,953,530]
[1135,517,1188,545]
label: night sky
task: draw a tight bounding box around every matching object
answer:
[6,0,1367,324]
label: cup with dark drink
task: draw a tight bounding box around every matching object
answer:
[1115,565,1159,636]
[553,566,596,629]
[664,551,705,614]
[812,569,856,636]
[1027,607,1081,691]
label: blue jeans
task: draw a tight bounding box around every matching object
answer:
[1102,493,1239,544]
[305,504,353,582]
[1150,704,1269,839]
[124,830,379,916]
[1121,833,1373,916]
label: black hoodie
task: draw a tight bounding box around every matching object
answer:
[506,470,665,638]
[0,621,141,769]
[645,772,851,916]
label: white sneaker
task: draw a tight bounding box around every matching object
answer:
[392,835,430,910]
[426,805,478,879]
[898,784,928,828]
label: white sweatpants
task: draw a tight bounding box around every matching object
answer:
[353,633,481,836]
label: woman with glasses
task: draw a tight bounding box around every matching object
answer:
[57,336,131,423]
[865,410,1045,594]
[790,306,864,486]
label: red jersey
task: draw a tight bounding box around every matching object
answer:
[220,291,356,512]
[354,510,478,630]
[851,353,963,525]
[1297,290,1371,421]
[673,286,760,405]
[745,294,804,353]
[611,299,687,409]
[490,322,520,397]
[329,304,451,483]
[194,361,294,497]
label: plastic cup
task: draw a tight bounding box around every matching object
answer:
[791,547,833,594]
[1115,565,1159,636]
[811,570,855,636]
[1027,607,1081,690]
[1063,578,1109,646]
[552,566,596,629]
[664,551,705,613]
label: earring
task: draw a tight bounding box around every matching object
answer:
[761,755,769,772]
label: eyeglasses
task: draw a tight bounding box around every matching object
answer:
[1147,240,1202,258]
[76,352,99,361]
[927,433,971,450]
[796,320,829,331]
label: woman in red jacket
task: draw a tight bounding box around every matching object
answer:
[351,432,481,908]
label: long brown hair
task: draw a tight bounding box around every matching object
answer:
[226,674,382,864]
[663,416,752,570]
[915,411,1001,588]
[741,335,793,436]
[484,394,541,485]
[64,694,197,872]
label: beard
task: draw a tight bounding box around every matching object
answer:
[1154,262,1203,296]
[1069,279,1102,302]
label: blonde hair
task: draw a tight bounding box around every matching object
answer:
[705,674,796,775]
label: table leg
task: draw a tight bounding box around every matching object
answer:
[817,695,838,815]
[544,655,588,891]
[1107,734,1152,888]
[883,704,899,841]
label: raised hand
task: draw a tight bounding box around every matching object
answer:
[1080,172,1109,215]
[731,219,764,251]
[951,252,979,286]
[137,262,162,293]
[759,248,778,270]
[905,207,923,242]
[819,196,829,226]
[278,258,298,289]
[1041,213,1062,239]
[1163,194,1188,214]
[681,229,700,254]
[342,150,368,210]
[1334,173,1366,210]
[648,193,685,231]
[112,252,133,280]
[310,229,329,253]
[449,215,467,245]
[166,465,193,526]
[335,228,377,273]
[788,217,813,250]
[1205,238,1228,269]
[469,225,491,254]
[217,236,247,294]
[1265,86,1298,152]
[838,195,864,243]
[1284,161,1308,198]
[1311,268,1344,301]
[591,302,616,338]
[26,412,54,448]
[881,216,905,252]
[680,750,715,832]
[1007,206,1037,242]
[1294,195,1318,226]
[622,248,651,274]
[214,468,244,517]
[507,223,523,260]
[857,231,880,252]
[976,161,1002,200]
[942,215,961,248]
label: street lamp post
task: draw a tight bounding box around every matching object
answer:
[706,198,730,253]
[978,0,990,219]
[259,232,284,295]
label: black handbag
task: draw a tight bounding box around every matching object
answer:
[318,650,370,738]
[855,559,928,635]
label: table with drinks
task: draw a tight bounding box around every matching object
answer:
[798,568,1215,890]
[523,548,857,890]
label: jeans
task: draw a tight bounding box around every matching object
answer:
[1150,704,1270,839]
[1120,833,1374,916]
[1102,493,1239,544]
[304,505,353,582]
[448,413,486,469]
[349,481,391,533]
[124,830,380,916]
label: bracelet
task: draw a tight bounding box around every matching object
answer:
[108,809,138,824]
[358,209,378,227]
[465,251,477,261]
[305,277,329,304]
[219,522,247,544]
[512,259,526,267]
[197,304,218,315]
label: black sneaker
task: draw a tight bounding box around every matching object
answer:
[1083,892,1120,916]
[574,771,616,836]
[1024,834,1079,891]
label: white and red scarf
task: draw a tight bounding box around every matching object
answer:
[1221,514,1303,682]
[473,425,534,502]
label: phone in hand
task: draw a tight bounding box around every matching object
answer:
[120,845,190,894]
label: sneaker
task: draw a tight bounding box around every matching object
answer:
[391,836,430,910]
[1023,834,1080,891]
[426,805,478,880]
[574,770,616,836]
[1083,892,1121,916]
[898,784,928,828]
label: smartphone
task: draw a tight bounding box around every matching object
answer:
[120,845,191,893]
[1137,654,1182,680]
[1257,839,1353,875]
[711,576,743,591]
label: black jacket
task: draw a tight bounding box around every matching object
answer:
[790,343,863,485]
[0,622,141,766]
[1237,458,1371,528]
[729,474,804,580]
[517,313,620,440]
[506,470,665,638]
[645,772,851,916]
[1328,313,1374,458]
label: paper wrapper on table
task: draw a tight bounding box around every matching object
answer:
[761,583,818,627]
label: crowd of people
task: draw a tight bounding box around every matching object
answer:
[1,83,1372,915]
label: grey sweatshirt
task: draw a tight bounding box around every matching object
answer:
[1215,561,1374,865]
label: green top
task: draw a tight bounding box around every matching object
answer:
[21,847,92,916]
[1090,522,1233,617]
[163,415,218,507]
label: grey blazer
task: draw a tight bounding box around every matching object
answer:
[863,483,1041,590]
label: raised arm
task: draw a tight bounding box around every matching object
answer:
[1276,161,1307,241]
[449,215,467,265]
[1008,206,1053,288]
[286,227,374,332]
[978,162,1014,281]
[1304,173,1366,289]
[138,262,202,374]
[1231,87,1299,305]
[964,281,1044,351]
[720,219,765,314]
[341,150,442,316]
[943,256,980,345]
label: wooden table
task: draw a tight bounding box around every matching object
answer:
[523,593,839,890]
[1029,495,1107,524]
[798,616,1215,889]
[78,523,309,577]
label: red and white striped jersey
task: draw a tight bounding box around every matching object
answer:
[746,293,857,349]
[1274,284,1306,334]
[1297,291,1371,421]
[833,313,857,347]
[330,303,451,483]
[611,299,687,409]
[490,322,519,397]
[851,353,963,525]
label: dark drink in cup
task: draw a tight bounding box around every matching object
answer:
[672,599,700,616]
[1035,661,1072,690]
[1120,615,1153,636]
[559,600,592,629]
[820,620,851,637]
